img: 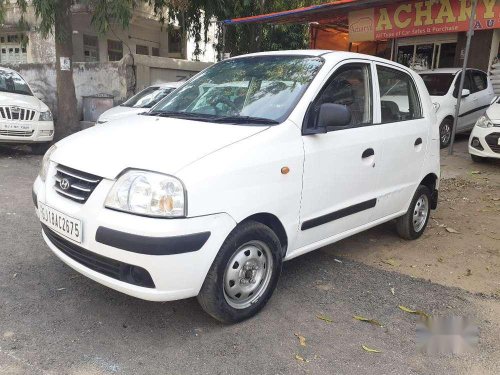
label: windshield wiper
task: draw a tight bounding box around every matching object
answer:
[144,111,215,121]
[212,116,279,125]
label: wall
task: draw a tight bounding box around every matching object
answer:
[454,29,494,71]
[5,59,133,119]
[5,54,210,122]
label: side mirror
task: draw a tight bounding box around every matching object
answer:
[317,103,351,130]
[461,89,470,98]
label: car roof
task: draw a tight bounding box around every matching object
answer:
[418,68,486,75]
[227,50,416,71]
[0,66,21,74]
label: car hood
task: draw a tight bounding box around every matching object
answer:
[486,100,500,121]
[98,106,145,122]
[0,92,48,111]
[52,115,269,179]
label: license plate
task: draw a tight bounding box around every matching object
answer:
[0,123,31,131]
[39,202,82,243]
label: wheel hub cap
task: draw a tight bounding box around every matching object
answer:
[223,241,273,309]
[413,194,429,232]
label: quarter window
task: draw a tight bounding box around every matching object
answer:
[307,63,372,129]
[470,71,487,92]
[377,66,421,123]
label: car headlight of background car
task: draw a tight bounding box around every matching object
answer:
[39,111,53,121]
[475,114,493,128]
[39,144,57,182]
[105,170,186,217]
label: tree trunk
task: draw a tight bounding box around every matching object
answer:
[54,0,79,140]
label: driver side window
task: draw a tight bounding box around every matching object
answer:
[306,63,373,130]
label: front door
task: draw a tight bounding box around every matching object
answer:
[294,61,383,251]
[456,71,478,131]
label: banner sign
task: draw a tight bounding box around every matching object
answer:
[349,0,500,42]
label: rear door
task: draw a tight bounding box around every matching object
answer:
[468,70,494,126]
[372,63,429,220]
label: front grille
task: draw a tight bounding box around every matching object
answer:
[485,132,500,153]
[42,224,155,288]
[0,129,34,137]
[0,106,36,121]
[54,165,102,203]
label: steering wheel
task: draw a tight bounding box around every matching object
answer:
[208,93,239,115]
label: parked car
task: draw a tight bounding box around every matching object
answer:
[96,81,183,124]
[419,68,494,148]
[33,51,440,323]
[0,67,54,154]
[469,97,500,162]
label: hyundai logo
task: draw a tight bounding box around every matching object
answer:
[11,106,20,113]
[60,178,71,190]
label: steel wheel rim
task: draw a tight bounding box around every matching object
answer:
[413,194,429,233]
[441,123,451,145]
[223,241,273,310]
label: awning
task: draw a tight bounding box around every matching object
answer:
[222,0,400,25]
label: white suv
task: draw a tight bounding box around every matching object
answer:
[33,51,440,323]
[419,68,494,148]
[0,67,54,154]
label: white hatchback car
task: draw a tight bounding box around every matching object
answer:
[419,68,494,148]
[469,98,500,161]
[96,81,183,124]
[33,51,440,323]
[0,67,54,154]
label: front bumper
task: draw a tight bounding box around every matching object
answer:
[0,120,54,143]
[33,167,237,302]
[469,126,500,159]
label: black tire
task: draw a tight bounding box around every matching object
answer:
[31,142,51,155]
[396,185,432,240]
[471,154,486,163]
[197,221,283,323]
[439,118,453,149]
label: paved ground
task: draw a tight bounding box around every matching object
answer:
[0,136,499,375]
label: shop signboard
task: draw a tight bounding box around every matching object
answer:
[349,0,500,42]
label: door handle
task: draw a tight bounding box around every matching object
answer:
[414,138,422,146]
[362,148,374,159]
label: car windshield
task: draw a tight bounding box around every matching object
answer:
[0,70,33,96]
[122,87,175,108]
[419,73,455,96]
[150,55,324,124]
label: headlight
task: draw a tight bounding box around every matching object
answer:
[39,110,53,121]
[475,114,493,128]
[39,144,57,182]
[105,170,186,217]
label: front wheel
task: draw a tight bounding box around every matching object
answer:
[471,154,486,163]
[31,142,51,155]
[439,118,453,149]
[197,221,282,323]
[396,185,432,240]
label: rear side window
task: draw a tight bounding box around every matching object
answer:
[377,66,422,124]
[470,71,487,92]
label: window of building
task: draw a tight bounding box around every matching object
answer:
[168,29,182,54]
[152,47,160,57]
[107,40,123,61]
[136,44,149,55]
[83,34,99,62]
[0,33,28,64]
[397,41,457,70]
[377,65,422,123]
[311,63,372,128]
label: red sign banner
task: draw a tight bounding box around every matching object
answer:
[349,0,500,42]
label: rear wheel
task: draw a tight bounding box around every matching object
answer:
[197,221,282,323]
[31,142,50,155]
[396,185,431,240]
[439,118,453,149]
